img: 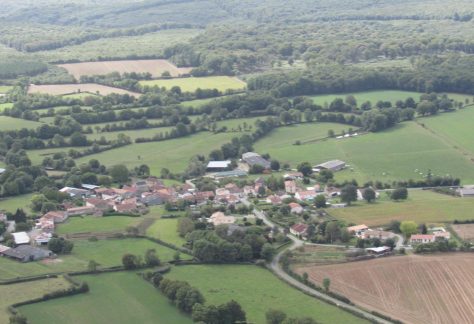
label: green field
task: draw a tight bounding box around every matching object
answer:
[20,272,192,324]
[87,126,174,141]
[0,102,13,112]
[140,76,246,92]
[0,194,33,213]
[27,146,91,165]
[330,190,474,226]
[56,216,142,235]
[146,218,185,246]
[0,85,13,93]
[32,105,93,114]
[0,277,71,323]
[255,121,474,183]
[166,264,368,324]
[0,116,42,130]
[310,90,473,106]
[76,131,236,175]
[215,117,264,132]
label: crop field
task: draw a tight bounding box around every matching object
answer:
[309,90,472,106]
[452,224,474,242]
[61,92,100,99]
[139,76,247,92]
[0,193,33,213]
[330,190,474,226]
[56,216,142,235]
[58,59,192,79]
[76,131,236,175]
[0,277,71,323]
[255,121,474,183]
[166,264,368,324]
[19,272,192,324]
[28,83,141,97]
[0,116,42,130]
[294,254,474,324]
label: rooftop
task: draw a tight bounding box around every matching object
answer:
[315,160,346,169]
[207,161,231,169]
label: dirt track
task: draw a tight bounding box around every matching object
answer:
[294,254,474,324]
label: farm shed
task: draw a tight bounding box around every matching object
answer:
[366,246,391,255]
[0,245,53,262]
[242,152,271,169]
[314,160,346,172]
[12,232,30,245]
[206,161,232,172]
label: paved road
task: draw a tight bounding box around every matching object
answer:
[253,208,392,324]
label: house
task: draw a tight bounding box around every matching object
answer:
[434,231,451,240]
[208,212,235,226]
[410,234,435,244]
[33,232,52,245]
[12,232,30,245]
[94,187,117,198]
[284,172,303,180]
[225,183,243,195]
[289,202,304,214]
[362,230,393,240]
[366,246,391,255]
[457,186,474,197]
[66,206,96,216]
[242,152,271,169]
[285,180,297,194]
[195,191,215,203]
[290,223,308,237]
[266,195,282,205]
[141,192,164,206]
[0,245,53,262]
[314,160,346,172]
[113,203,138,214]
[206,161,232,172]
[42,211,68,223]
[85,198,113,212]
[347,224,369,237]
[35,218,55,233]
[295,190,317,201]
[59,187,90,198]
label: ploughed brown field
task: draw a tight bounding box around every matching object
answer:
[452,224,474,242]
[294,254,474,324]
[57,59,192,78]
[28,83,141,97]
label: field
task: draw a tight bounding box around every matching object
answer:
[146,218,185,247]
[75,131,236,175]
[19,272,192,324]
[87,126,174,141]
[56,216,142,235]
[309,90,473,106]
[0,116,42,130]
[28,83,141,97]
[139,76,247,92]
[0,85,12,93]
[452,224,474,242]
[61,92,100,99]
[58,59,192,79]
[0,277,71,323]
[0,193,34,213]
[330,190,474,226]
[294,254,474,324]
[0,102,13,112]
[288,245,348,266]
[27,147,91,165]
[255,121,474,183]
[166,264,368,324]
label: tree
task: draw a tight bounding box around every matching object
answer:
[314,195,326,208]
[266,309,287,324]
[145,249,161,266]
[9,314,28,324]
[178,217,194,237]
[362,188,376,203]
[218,300,247,324]
[122,253,139,269]
[48,237,74,254]
[270,160,280,171]
[297,162,313,176]
[323,277,331,292]
[109,164,129,183]
[340,184,357,205]
[391,187,408,201]
[400,221,418,239]
[261,243,276,261]
[419,223,428,234]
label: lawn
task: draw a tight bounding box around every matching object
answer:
[330,190,474,226]
[0,116,43,130]
[166,264,368,324]
[139,76,246,92]
[19,272,192,324]
[309,90,472,106]
[0,277,71,323]
[56,216,142,235]
[0,193,34,213]
[76,131,236,175]
[255,121,474,183]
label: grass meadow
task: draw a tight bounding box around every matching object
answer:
[0,102,13,112]
[56,216,142,235]
[19,272,192,324]
[0,116,43,130]
[139,76,246,92]
[146,218,185,247]
[0,193,34,213]
[86,126,175,141]
[330,190,474,226]
[166,264,369,324]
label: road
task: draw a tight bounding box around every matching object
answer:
[253,208,392,324]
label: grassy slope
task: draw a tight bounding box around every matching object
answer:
[56,216,142,235]
[166,264,368,324]
[86,126,175,141]
[139,76,246,92]
[330,190,474,226]
[27,147,90,165]
[20,272,192,324]
[0,116,42,130]
[0,193,34,213]
[255,121,474,183]
[146,218,184,246]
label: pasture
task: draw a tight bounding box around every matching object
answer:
[294,254,474,324]
[329,190,474,226]
[139,76,246,92]
[87,126,175,141]
[76,131,236,175]
[255,121,474,183]
[146,218,184,247]
[166,264,368,324]
[19,272,192,324]
[451,224,474,242]
[0,193,34,213]
[0,116,42,130]
[27,147,90,165]
[0,277,71,323]
[56,216,142,235]
[0,102,13,112]
[28,83,141,97]
[58,59,192,79]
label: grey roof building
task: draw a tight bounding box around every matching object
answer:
[242,152,271,169]
[1,245,53,262]
[315,160,346,172]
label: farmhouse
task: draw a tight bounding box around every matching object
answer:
[289,202,304,214]
[86,198,113,212]
[290,223,308,237]
[363,230,393,240]
[410,234,436,244]
[242,152,271,169]
[295,190,317,201]
[314,160,346,172]
[206,161,232,172]
[42,211,68,223]
[208,212,235,226]
[347,224,369,237]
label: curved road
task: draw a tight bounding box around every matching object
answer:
[253,209,392,324]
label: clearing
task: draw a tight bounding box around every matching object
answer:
[19,272,192,324]
[330,190,474,226]
[294,254,474,324]
[166,264,368,324]
[28,83,141,97]
[139,76,246,92]
[58,59,192,79]
[451,224,474,242]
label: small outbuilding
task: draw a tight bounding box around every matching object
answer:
[314,160,346,172]
[206,161,232,172]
